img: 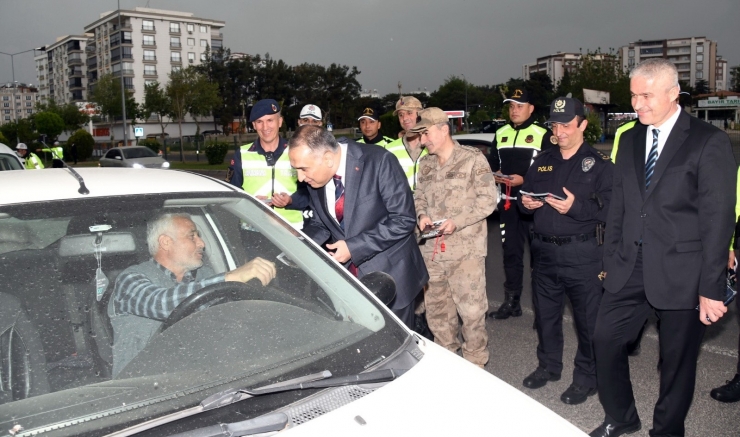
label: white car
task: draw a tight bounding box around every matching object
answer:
[0,142,24,170]
[98,146,170,168]
[0,168,585,437]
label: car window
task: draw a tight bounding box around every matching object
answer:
[122,147,157,159]
[0,153,23,170]
[105,149,121,159]
[0,193,406,435]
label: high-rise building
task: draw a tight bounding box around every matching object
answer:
[523,52,611,84]
[0,83,39,126]
[618,37,728,91]
[82,7,225,104]
[34,35,92,105]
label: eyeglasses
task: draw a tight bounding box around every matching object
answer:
[298,118,322,126]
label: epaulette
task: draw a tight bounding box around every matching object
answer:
[592,148,611,161]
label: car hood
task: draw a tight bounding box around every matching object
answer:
[282,339,587,436]
[126,157,166,167]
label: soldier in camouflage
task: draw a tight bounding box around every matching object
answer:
[411,107,498,367]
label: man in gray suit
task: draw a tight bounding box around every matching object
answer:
[288,125,429,328]
[590,59,736,437]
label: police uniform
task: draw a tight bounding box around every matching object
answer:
[414,113,498,367]
[518,98,613,397]
[488,89,554,319]
[356,106,394,148]
[227,99,308,229]
[42,144,64,168]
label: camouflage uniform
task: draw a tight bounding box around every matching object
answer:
[414,141,497,366]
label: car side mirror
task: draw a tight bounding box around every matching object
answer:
[360,271,396,306]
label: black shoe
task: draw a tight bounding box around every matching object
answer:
[523,367,560,389]
[560,383,597,405]
[589,420,641,437]
[710,373,740,403]
[488,291,522,319]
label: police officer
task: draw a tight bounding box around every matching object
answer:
[297,104,323,127]
[227,99,308,228]
[356,106,395,147]
[16,143,44,169]
[412,108,498,367]
[39,141,65,168]
[386,96,428,190]
[518,97,613,405]
[488,88,554,320]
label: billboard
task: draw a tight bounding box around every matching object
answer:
[76,101,100,116]
[583,89,610,105]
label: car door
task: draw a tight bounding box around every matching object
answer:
[102,149,124,167]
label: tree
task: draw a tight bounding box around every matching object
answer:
[554,50,631,112]
[167,68,193,161]
[33,111,65,141]
[187,72,221,135]
[142,82,172,140]
[0,119,35,146]
[731,66,740,93]
[36,99,89,133]
[694,79,710,95]
[67,129,95,162]
[90,73,137,140]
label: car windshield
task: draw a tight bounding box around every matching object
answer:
[0,193,407,436]
[0,153,23,170]
[122,147,158,159]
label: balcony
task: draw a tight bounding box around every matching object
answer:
[170,42,182,48]
[143,55,157,62]
[68,57,83,67]
[112,69,135,77]
[170,27,181,35]
[69,68,84,78]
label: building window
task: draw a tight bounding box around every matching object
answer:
[187,23,194,33]
[171,51,181,62]
[200,39,207,47]
[187,38,195,46]
[201,53,207,61]
[200,25,207,33]
[696,45,704,53]
[172,66,181,73]
[26,102,32,107]
[3,103,8,107]
[143,35,155,46]
[628,49,634,57]
[145,79,157,86]
[2,96,8,101]
[25,95,31,100]
[4,110,9,114]
[144,65,157,76]
[696,71,703,79]
[4,116,9,121]
[170,22,180,33]
[696,63,703,70]
[142,20,154,31]
[188,52,195,63]
[123,77,134,90]
[26,109,32,114]
[170,37,181,48]
[123,31,132,44]
[696,54,703,62]
[144,49,156,61]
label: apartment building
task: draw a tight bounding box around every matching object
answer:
[523,52,613,84]
[34,35,92,105]
[617,36,728,91]
[82,7,225,105]
[0,82,39,126]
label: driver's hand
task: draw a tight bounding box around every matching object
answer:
[225,257,276,286]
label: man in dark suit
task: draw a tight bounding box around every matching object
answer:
[287,125,429,328]
[590,59,736,437]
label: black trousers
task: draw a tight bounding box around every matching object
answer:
[736,295,740,374]
[531,236,603,388]
[498,199,531,295]
[593,250,706,437]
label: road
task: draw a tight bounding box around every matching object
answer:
[481,214,739,436]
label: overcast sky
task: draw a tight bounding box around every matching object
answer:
[1,0,738,96]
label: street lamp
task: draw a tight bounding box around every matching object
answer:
[0,46,45,83]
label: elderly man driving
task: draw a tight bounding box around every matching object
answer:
[109,213,276,377]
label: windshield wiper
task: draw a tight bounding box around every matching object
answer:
[201,368,406,411]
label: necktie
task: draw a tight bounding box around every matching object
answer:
[333,175,345,224]
[645,128,659,189]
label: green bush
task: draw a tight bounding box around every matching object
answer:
[138,138,161,153]
[66,129,95,161]
[204,141,230,165]
[0,131,8,145]
[584,111,603,145]
[379,111,401,139]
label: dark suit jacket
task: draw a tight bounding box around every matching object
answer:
[302,139,429,309]
[603,110,736,309]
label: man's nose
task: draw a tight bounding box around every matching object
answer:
[296,170,306,182]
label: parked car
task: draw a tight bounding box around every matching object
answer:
[0,168,586,437]
[202,129,223,136]
[0,142,24,170]
[98,146,170,168]
[146,133,170,139]
[454,133,496,158]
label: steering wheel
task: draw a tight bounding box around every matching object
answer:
[157,279,295,334]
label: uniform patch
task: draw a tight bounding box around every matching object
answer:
[582,157,595,172]
[501,137,508,142]
[550,135,558,145]
[476,168,491,175]
[422,166,432,175]
[525,135,534,143]
[537,166,553,172]
[445,172,466,179]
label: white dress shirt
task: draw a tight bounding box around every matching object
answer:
[324,142,348,224]
[645,104,682,162]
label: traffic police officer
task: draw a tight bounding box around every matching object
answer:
[227,99,308,228]
[489,88,554,320]
[412,108,498,367]
[518,97,613,405]
[356,106,394,147]
[16,143,44,169]
[386,96,428,190]
[39,141,64,168]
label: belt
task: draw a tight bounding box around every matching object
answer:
[533,231,596,246]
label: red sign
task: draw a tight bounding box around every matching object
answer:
[444,110,465,118]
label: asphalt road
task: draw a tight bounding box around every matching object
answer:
[481,214,740,436]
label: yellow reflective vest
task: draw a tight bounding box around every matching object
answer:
[610,120,637,162]
[24,152,45,170]
[385,138,428,190]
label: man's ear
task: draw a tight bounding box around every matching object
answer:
[159,234,173,252]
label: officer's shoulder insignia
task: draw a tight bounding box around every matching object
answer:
[422,165,432,175]
[582,157,595,172]
[549,135,558,145]
[594,149,611,161]
[525,135,534,143]
[476,167,492,175]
